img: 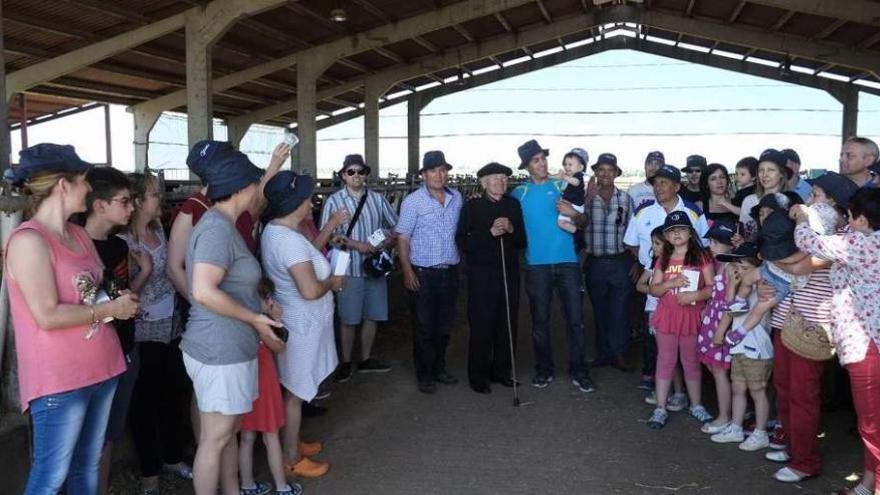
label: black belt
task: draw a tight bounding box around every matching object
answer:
[589,253,629,260]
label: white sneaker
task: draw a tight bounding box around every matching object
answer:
[711,423,744,443]
[740,429,770,451]
[667,393,689,412]
[689,405,713,424]
[644,391,657,405]
[702,421,730,434]
[765,450,791,463]
[773,467,812,483]
[726,300,750,314]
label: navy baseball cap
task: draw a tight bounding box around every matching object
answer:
[662,211,694,232]
[645,151,665,164]
[704,220,738,245]
[758,148,794,179]
[649,164,682,185]
[716,242,759,263]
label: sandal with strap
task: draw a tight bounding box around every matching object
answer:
[274,483,304,495]
[240,481,272,495]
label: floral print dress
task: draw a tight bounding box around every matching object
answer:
[698,267,732,369]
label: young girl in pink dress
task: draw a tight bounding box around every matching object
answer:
[647,211,715,430]
[697,221,737,434]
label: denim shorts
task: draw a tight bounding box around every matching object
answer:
[183,352,258,416]
[760,263,791,302]
[336,275,388,325]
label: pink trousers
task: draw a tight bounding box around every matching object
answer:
[655,332,701,381]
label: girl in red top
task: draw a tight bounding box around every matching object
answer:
[238,278,302,495]
[647,211,715,429]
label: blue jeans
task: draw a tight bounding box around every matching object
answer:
[525,263,588,379]
[585,255,634,361]
[761,262,792,302]
[25,377,119,495]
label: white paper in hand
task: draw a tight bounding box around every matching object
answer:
[367,229,386,247]
[330,249,351,276]
[681,269,700,293]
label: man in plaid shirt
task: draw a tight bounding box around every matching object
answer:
[584,153,637,372]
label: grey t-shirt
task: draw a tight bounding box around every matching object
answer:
[180,208,261,365]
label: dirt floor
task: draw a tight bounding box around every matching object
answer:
[110,272,867,495]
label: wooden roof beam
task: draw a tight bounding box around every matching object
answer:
[815,19,847,40]
[745,0,880,28]
[495,12,513,32]
[685,0,697,17]
[728,1,746,23]
[453,24,476,42]
[536,0,553,23]
[413,36,439,52]
[351,0,395,23]
[134,0,535,115]
[771,11,795,31]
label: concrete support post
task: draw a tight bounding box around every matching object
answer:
[296,56,326,176]
[185,9,213,147]
[0,0,9,173]
[364,79,384,179]
[407,93,433,176]
[133,109,161,172]
[227,121,250,148]
[842,87,859,141]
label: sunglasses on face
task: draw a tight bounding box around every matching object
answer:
[345,169,367,176]
[685,169,701,174]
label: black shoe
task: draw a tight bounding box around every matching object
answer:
[470,383,491,394]
[572,376,597,393]
[491,376,518,388]
[357,358,391,374]
[612,356,634,373]
[418,381,437,394]
[436,370,459,385]
[301,402,328,417]
[333,362,353,383]
[591,357,612,368]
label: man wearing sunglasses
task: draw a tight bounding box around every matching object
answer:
[320,154,399,383]
[679,154,707,205]
[584,153,636,372]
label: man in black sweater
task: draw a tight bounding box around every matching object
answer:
[456,162,527,394]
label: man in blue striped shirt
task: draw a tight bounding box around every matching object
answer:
[396,151,463,394]
[321,154,399,382]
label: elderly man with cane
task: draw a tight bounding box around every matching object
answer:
[457,163,526,395]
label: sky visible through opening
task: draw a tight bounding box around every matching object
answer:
[10,50,880,179]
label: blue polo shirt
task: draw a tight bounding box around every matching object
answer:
[511,180,577,265]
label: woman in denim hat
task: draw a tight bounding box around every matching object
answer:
[180,150,286,495]
[5,143,140,494]
[260,171,343,478]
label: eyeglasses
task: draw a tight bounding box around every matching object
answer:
[685,169,702,174]
[109,196,132,206]
[345,169,368,176]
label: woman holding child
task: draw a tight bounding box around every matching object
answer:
[791,188,880,495]
[739,149,791,241]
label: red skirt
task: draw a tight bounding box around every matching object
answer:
[241,345,285,433]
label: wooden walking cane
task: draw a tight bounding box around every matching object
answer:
[499,236,521,407]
